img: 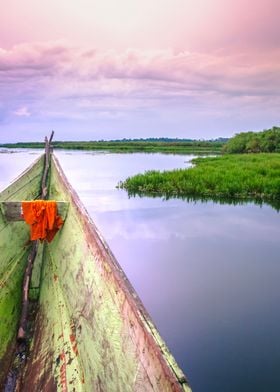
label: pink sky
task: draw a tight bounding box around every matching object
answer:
[0,0,279,141]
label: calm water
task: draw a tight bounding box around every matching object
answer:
[1,149,280,392]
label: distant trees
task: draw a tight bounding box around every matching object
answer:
[0,139,225,152]
[222,126,280,154]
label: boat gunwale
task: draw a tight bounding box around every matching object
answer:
[51,153,190,390]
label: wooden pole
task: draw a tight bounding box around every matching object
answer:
[17,132,54,342]
[17,242,38,341]
[41,130,54,199]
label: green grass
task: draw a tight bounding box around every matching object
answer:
[0,140,224,154]
[118,153,280,210]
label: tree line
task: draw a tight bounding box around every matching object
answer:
[0,139,224,152]
[222,126,280,154]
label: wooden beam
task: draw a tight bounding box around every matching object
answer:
[17,131,56,343]
[0,201,69,222]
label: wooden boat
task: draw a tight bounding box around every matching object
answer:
[0,143,191,391]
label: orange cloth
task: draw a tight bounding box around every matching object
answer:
[22,200,64,242]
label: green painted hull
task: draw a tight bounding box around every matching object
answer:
[0,154,191,391]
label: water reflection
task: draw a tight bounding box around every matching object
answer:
[125,189,280,212]
[100,202,280,392]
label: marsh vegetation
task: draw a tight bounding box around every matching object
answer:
[119,153,280,210]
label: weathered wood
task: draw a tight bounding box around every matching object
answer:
[17,132,55,343]
[17,242,38,341]
[0,201,69,222]
[40,131,53,199]
[0,156,44,388]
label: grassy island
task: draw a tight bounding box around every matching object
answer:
[118,153,280,210]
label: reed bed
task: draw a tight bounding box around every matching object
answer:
[119,153,280,210]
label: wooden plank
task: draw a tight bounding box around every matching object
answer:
[0,201,69,222]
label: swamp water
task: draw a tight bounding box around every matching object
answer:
[1,149,280,392]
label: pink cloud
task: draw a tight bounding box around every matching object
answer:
[13,106,31,117]
[0,41,279,140]
[1,42,279,92]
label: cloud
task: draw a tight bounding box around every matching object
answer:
[1,42,279,96]
[13,106,31,117]
[0,41,279,140]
